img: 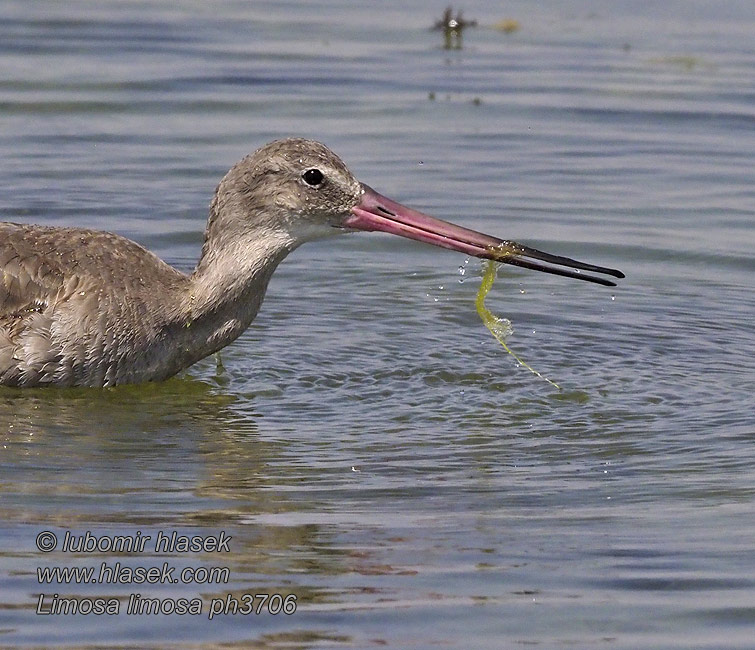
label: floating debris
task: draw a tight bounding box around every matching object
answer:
[648,55,711,71]
[493,18,520,34]
[433,6,477,50]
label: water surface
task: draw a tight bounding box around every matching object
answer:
[1,1,754,648]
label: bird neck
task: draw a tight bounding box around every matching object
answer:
[181,224,296,360]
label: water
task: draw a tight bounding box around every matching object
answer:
[1,0,754,647]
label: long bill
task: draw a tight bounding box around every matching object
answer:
[343,184,625,287]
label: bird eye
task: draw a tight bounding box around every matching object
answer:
[302,168,324,186]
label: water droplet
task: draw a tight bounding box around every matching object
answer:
[458,258,471,283]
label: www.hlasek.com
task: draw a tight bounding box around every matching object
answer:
[34,530,297,618]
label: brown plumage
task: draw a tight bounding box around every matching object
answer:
[1,138,623,388]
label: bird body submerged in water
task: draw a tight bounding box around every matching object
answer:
[0,139,623,388]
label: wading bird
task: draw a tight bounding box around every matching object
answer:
[0,139,623,387]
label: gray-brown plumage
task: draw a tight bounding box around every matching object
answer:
[1,138,623,388]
